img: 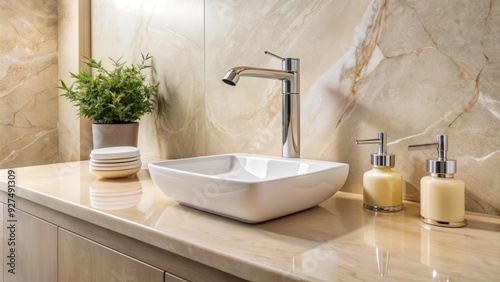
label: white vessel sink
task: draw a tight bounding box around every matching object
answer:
[148,153,349,223]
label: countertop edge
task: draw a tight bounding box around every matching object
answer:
[0,169,312,282]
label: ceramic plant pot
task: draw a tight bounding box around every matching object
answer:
[92,122,139,149]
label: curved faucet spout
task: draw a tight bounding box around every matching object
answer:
[222,66,294,86]
[221,55,301,158]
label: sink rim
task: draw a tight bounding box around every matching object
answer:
[148,153,349,223]
[147,153,348,184]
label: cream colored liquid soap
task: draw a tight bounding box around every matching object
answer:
[409,135,467,227]
[356,132,403,212]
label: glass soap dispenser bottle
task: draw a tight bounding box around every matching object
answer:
[409,135,467,227]
[356,132,403,212]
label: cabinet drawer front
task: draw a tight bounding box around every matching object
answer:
[58,228,164,282]
[2,208,57,282]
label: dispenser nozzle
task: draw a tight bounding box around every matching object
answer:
[356,132,387,155]
[408,135,456,176]
[408,135,448,160]
[355,132,394,167]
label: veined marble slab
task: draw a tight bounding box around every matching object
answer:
[1,159,499,281]
[0,0,58,169]
[88,0,499,215]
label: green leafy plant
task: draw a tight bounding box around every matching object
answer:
[59,54,158,124]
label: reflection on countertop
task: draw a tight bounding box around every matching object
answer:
[89,177,143,210]
[0,158,499,281]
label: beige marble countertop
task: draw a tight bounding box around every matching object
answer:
[1,158,499,281]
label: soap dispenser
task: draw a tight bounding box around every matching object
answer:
[355,132,403,212]
[409,135,467,227]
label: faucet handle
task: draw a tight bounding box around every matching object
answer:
[264,51,300,73]
[264,51,285,60]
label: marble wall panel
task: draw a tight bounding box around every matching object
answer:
[91,0,205,159]
[364,0,498,214]
[0,0,58,169]
[205,0,499,215]
[205,0,371,156]
[58,0,81,162]
[92,0,499,215]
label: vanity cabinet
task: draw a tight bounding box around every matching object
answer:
[58,228,164,281]
[2,206,57,282]
[0,206,189,282]
[165,272,189,282]
[1,203,3,282]
[0,195,239,282]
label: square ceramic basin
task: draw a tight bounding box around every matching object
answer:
[148,154,349,223]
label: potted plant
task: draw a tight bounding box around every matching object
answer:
[59,54,158,149]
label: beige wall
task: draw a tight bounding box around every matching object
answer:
[0,0,59,169]
[91,0,205,159]
[0,0,497,214]
[94,0,498,215]
[58,0,92,162]
[58,0,82,162]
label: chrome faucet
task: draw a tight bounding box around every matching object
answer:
[222,51,300,158]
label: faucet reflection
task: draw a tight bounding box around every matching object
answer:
[222,51,300,158]
[376,247,390,277]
